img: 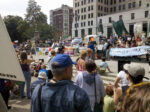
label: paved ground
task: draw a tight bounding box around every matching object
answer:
[8,55,150,112]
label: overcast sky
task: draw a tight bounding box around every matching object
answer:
[0,0,73,22]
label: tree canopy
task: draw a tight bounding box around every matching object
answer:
[3,0,57,42]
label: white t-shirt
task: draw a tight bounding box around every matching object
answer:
[118,71,129,86]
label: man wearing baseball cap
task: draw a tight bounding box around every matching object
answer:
[31,54,91,112]
[124,63,148,86]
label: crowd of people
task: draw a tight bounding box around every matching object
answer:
[0,33,150,112]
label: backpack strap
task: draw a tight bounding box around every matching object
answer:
[38,83,46,112]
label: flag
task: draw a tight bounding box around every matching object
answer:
[113,19,128,37]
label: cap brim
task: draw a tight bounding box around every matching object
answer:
[72,61,77,65]
[144,77,149,80]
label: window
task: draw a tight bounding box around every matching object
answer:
[98,5,100,10]
[84,15,86,19]
[109,17,112,23]
[145,11,149,18]
[110,8,113,12]
[131,13,135,20]
[84,22,86,26]
[81,15,83,20]
[119,5,121,10]
[88,21,90,26]
[139,1,142,7]
[91,5,93,10]
[104,0,107,4]
[84,8,86,12]
[81,23,83,27]
[147,3,149,8]
[88,0,90,3]
[114,0,116,4]
[119,15,122,20]
[88,6,90,11]
[88,14,90,18]
[91,21,93,26]
[101,6,103,11]
[110,0,113,5]
[104,7,106,12]
[84,0,86,4]
[128,3,131,9]
[81,1,83,5]
[78,10,80,14]
[88,28,92,35]
[98,13,101,17]
[123,4,126,10]
[114,7,116,12]
[99,19,102,23]
[132,2,136,8]
[78,2,80,6]
[101,0,103,3]
[91,13,93,18]
[91,0,93,2]
[119,0,121,3]
[81,8,83,13]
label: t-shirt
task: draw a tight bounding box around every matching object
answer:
[118,71,129,87]
[103,95,115,112]
[75,71,105,111]
[100,62,108,70]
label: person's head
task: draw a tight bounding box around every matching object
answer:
[80,50,87,60]
[120,82,150,112]
[57,46,65,54]
[101,57,106,62]
[86,48,92,56]
[38,71,48,80]
[51,50,56,56]
[51,54,77,80]
[20,52,27,61]
[124,63,146,85]
[85,59,97,73]
[105,84,114,97]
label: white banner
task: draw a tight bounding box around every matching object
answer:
[109,46,150,57]
[0,15,25,82]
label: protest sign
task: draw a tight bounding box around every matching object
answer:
[109,46,150,57]
[0,15,25,82]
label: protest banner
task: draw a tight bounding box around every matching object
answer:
[0,15,25,82]
[109,46,150,57]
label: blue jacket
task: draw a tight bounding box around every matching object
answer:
[31,80,91,112]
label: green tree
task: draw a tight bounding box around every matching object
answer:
[4,15,23,42]
[25,0,47,28]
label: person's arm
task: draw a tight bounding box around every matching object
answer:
[107,66,113,73]
[114,77,121,88]
[114,87,122,105]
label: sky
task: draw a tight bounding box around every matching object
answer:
[0,0,73,22]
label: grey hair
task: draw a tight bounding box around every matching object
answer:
[51,62,66,76]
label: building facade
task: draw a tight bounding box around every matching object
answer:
[72,0,150,38]
[50,5,73,39]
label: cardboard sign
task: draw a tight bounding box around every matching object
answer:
[0,15,25,82]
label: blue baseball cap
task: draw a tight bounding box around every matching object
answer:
[51,54,77,68]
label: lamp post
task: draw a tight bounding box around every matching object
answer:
[73,13,78,38]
